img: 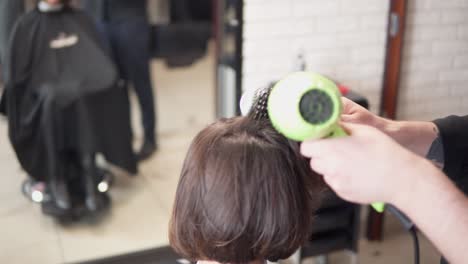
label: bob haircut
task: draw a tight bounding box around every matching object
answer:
[169,117,324,263]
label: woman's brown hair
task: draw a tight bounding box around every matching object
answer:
[169,117,324,263]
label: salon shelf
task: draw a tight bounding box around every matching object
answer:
[312,206,354,234]
[318,190,347,211]
[301,230,352,258]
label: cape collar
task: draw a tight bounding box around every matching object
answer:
[38,1,64,13]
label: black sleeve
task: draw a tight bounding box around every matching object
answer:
[433,115,468,194]
[0,87,6,115]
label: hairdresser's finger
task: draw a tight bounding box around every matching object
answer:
[341,97,354,112]
[340,122,374,136]
[322,173,341,192]
[320,166,348,197]
[309,158,327,175]
[300,135,351,158]
[340,114,354,123]
[309,155,345,181]
[300,140,334,158]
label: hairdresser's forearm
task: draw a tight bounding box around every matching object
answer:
[395,160,468,264]
[378,119,438,157]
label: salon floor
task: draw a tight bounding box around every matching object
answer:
[0,44,441,264]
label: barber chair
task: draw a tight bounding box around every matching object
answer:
[1,7,137,223]
[151,0,212,68]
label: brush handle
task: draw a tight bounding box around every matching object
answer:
[329,126,386,213]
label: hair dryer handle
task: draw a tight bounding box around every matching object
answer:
[330,126,348,138]
[371,202,385,213]
[329,126,386,213]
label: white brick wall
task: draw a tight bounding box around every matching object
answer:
[242,0,389,113]
[243,0,468,120]
[399,0,468,120]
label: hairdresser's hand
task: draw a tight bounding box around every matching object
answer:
[341,97,383,126]
[300,123,431,206]
[341,97,438,157]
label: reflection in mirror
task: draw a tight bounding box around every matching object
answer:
[0,0,214,262]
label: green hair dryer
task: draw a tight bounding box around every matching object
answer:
[267,72,385,213]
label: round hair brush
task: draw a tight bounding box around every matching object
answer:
[240,71,385,213]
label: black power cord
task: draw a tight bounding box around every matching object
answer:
[409,226,420,264]
[386,205,420,264]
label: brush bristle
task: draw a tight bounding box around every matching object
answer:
[249,83,274,121]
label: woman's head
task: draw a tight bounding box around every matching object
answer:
[169,117,324,263]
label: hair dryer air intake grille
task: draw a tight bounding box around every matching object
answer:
[299,89,334,125]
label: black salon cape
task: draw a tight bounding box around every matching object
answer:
[0,8,137,186]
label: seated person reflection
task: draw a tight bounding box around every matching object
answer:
[169,116,325,264]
